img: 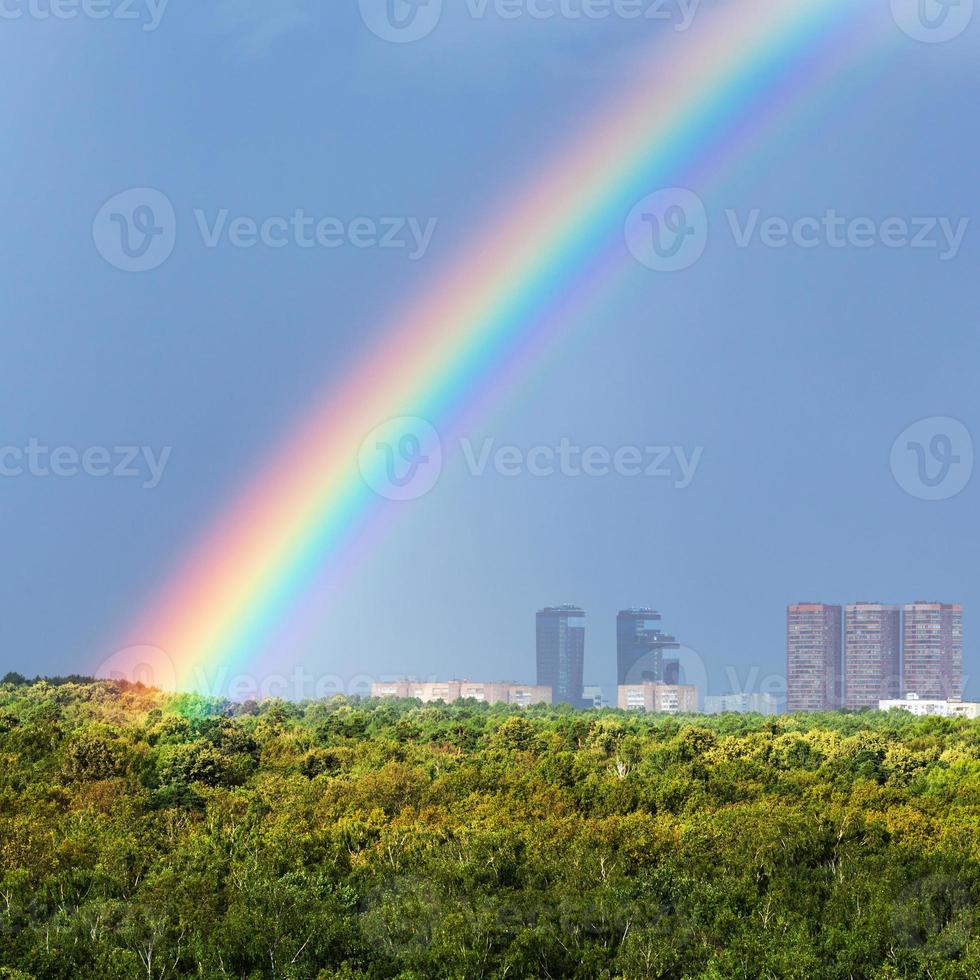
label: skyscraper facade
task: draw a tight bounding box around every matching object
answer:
[536,605,586,706]
[844,603,901,709]
[786,603,842,712]
[902,602,963,699]
[616,609,680,684]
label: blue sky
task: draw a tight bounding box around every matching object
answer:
[1,0,978,701]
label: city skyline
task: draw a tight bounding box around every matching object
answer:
[379,598,971,711]
[367,596,973,716]
[75,595,973,706]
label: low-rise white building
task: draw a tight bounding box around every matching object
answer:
[878,692,980,719]
[704,693,778,715]
[617,682,699,714]
[372,680,552,706]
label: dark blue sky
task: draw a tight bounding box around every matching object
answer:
[1,0,978,699]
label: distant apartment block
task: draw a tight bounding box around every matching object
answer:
[616,608,680,684]
[704,692,778,715]
[617,682,699,714]
[903,602,963,699]
[537,605,586,706]
[844,603,901,709]
[787,603,842,712]
[372,680,552,706]
[879,692,979,720]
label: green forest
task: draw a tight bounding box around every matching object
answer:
[1,679,979,979]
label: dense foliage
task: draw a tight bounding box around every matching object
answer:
[1,680,979,978]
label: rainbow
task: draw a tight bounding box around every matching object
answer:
[120,0,889,693]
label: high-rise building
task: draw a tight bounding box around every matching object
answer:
[617,609,680,684]
[786,603,842,712]
[902,602,963,699]
[536,605,586,706]
[844,603,901,708]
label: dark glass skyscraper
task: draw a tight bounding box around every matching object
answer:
[617,609,680,684]
[536,606,586,706]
